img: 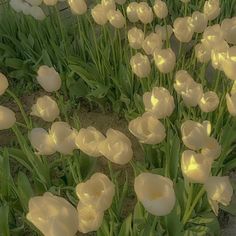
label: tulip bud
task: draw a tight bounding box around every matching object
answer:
[29,128,56,155]
[68,0,87,15]
[155,24,173,41]
[142,32,163,55]
[173,17,194,43]
[221,46,236,80]
[203,0,220,21]
[201,137,221,160]
[107,9,126,29]
[77,202,104,233]
[204,176,233,215]
[181,150,212,183]
[31,95,60,122]
[128,112,166,144]
[153,0,168,19]
[136,2,153,24]
[37,65,61,92]
[91,4,108,25]
[198,91,219,113]
[195,43,211,63]
[26,192,78,236]
[143,87,175,119]
[134,173,176,216]
[128,27,145,49]
[30,6,46,21]
[43,0,57,6]
[49,122,78,155]
[191,11,208,33]
[76,173,115,211]
[101,0,116,12]
[0,106,16,130]
[130,53,151,78]
[75,127,105,157]
[0,73,9,95]
[154,48,176,73]
[174,70,194,94]
[126,2,139,23]
[226,92,236,116]
[221,17,236,45]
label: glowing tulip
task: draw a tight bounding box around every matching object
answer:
[203,0,220,21]
[128,112,166,144]
[30,6,46,20]
[191,11,208,33]
[221,46,236,80]
[153,0,168,19]
[43,0,57,5]
[204,176,233,215]
[68,0,87,15]
[181,150,212,183]
[26,192,78,236]
[76,173,115,211]
[107,9,125,28]
[198,91,219,113]
[181,120,210,150]
[130,53,151,78]
[77,202,104,233]
[0,106,16,130]
[126,2,139,23]
[101,0,116,12]
[153,48,176,73]
[91,4,108,25]
[195,43,211,63]
[221,17,236,45]
[136,2,153,24]
[75,127,105,157]
[155,24,173,41]
[201,137,221,160]
[0,73,9,95]
[30,95,59,122]
[128,27,144,49]
[37,65,61,92]
[174,70,194,94]
[49,122,78,155]
[143,87,175,119]
[142,32,163,55]
[226,92,236,116]
[134,173,176,216]
[173,17,194,43]
[29,128,56,155]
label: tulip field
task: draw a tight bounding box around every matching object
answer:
[1,0,236,235]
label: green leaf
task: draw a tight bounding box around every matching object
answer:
[5,58,24,69]
[220,200,236,216]
[118,214,132,236]
[0,205,10,236]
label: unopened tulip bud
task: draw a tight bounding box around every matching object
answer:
[30,6,46,20]
[43,0,57,6]
[126,2,139,23]
[155,24,173,41]
[76,127,105,157]
[226,92,236,116]
[204,0,220,21]
[134,173,176,216]
[204,176,233,215]
[107,9,126,28]
[137,2,153,24]
[76,173,115,211]
[143,87,175,119]
[154,48,176,73]
[130,53,151,78]
[201,137,221,160]
[128,27,144,49]
[174,70,194,94]
[195,43,211,63]
[77,202,104,233]
[37,65,61,92]
[142,32,163,55]
[0,106,16,130]
[221,17,236,45]
[221,46,236,80]
[181,150,212,183]
[101,0,116,12]
[198,91,219,113]
[0,73,9,95]
[91,4,108,25]
[153,0,168,19]
[68,0,87,15]
[29,128,56,155]
[128,112,166,144]
[31,95,60,122]
[191,11,208,33]
[26,192,78,236]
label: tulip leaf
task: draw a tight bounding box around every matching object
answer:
[118,214,132,236]
[220,200,236,216]
[0,204,10,236]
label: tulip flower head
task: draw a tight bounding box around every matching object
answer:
[91,4,108,25]
[0,73,9,95]
[221,46,236,80]
[30,6,46,20]
[134,173,176,216]
[226,92,236,116]
[204,176,233,215]
[201,137,221,160]
[203,0,220,21]
[221,17,236,45]
[68,0,87,15]
[191,11,208,33]
[0,106,16,130]
[153,0,168,19]
[101,0,116,12]
[76,173,115,211]
[107,9,126,29]
[174,70,195,94]
[142,32,163,55]
[195,43,211,63]
[136,2,153,24]
[155,24,173,41]
[126,2,139,23]
[128,27,145,49]
[198,91,219,113]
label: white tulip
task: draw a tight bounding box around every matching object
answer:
[195,43,211,63]
[136,2,153,24]
[128,27,145,49]
[91,4,108,25]
[203,0,220,21]
[107,9,126,29]
[126,2,139,23]
[142,33,163,55]
[153,0,168,19]
[155,24,173,41]
[68,0,87,15]
[221,17,236,45]
[30,6,46,21]
[191,11,208,33]
[201,137,221,160]
[198,91,219,113]
[0,106,16,130]
[0,73,9,96]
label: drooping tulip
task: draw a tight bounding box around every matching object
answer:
[0,106,16,130]
[75,126,105,157]
[221,17,236,45]
[191,11,208,33]
[68,0,87,15]
[181,150,212,183]
[153,48,176,73]
[221,46,236,80]
[155,24,173,41]
[107,9,126,29]
[128,112,166,144]
[30,6,46,20]
[128,27,144,49]
[195,43,211,63]
[226,92,236,116]
[126,2,139,23]
[142,32,163,55]
[136,2,153,24]
[130,53,151,78]
[76,173,115,211]
[43,0,57,5]
[37,65,61,92]
[0,73,9,95]
[204,176,233,215]
[134,173,176,216]
[29,128,56,155]
[143,87,175,119]
[198,91,219,113]
[174,70,194,94]
[203,0,220,21]
[201,137,221,160]
[26,192,78,236]
[91,4,108,25]
[153,0,168,19]
[30,95,60,122]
